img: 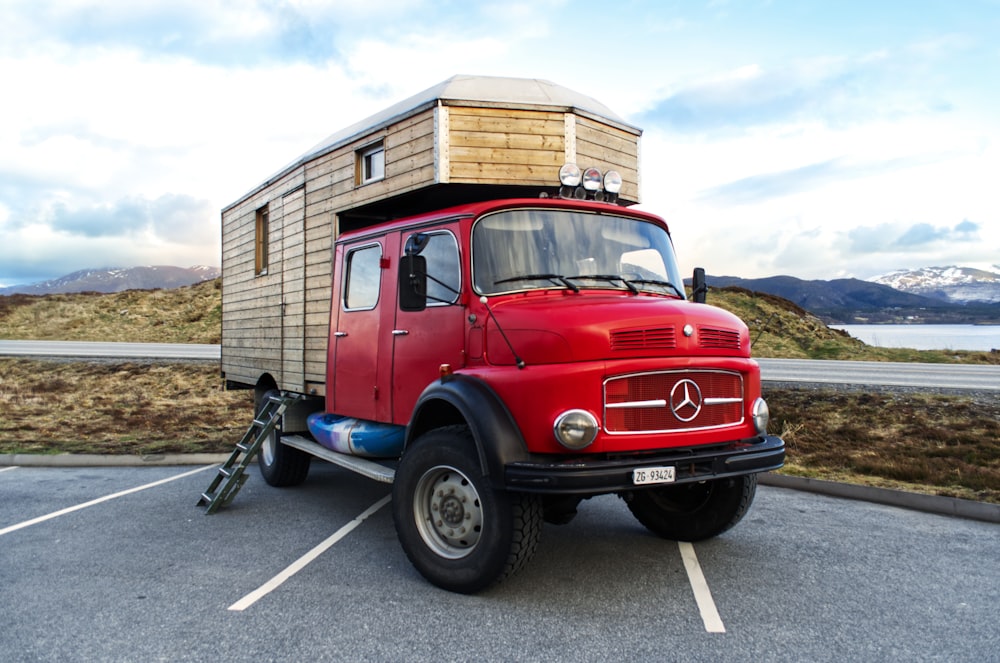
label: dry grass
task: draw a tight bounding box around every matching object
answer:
[0,358,250,455]
[768,388,1000,503]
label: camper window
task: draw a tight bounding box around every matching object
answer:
[358,141,385,185]
[255,204,269,275]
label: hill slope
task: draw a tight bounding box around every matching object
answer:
[0,278,222,344]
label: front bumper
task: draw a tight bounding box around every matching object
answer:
[504,434,785,495]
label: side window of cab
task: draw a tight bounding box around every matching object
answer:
[344,243,382,310]
[417,231,461,305]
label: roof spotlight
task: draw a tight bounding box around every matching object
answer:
[603,170,622,194]
[559,163,582,187]
[582,167,602,191]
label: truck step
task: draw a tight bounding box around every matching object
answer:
[280,434,396,484]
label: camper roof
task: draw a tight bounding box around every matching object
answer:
[228,75,640,210]
[303,74,639,164]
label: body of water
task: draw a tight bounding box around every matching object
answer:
[831,324,1000,352]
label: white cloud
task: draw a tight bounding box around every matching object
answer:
[1,0,998,286]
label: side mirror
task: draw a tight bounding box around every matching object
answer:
[691,267,707,304]
[399,255,428,311]
[404,233,430,256]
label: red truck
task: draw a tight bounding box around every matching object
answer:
[215,76,784,593]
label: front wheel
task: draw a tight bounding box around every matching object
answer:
[392,425,542,593]
[255,389,311,487]
[624,474,757,542]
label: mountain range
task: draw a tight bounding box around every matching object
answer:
[871,266,1000,304]
[707,266,1000,324]
[0,266,220,296]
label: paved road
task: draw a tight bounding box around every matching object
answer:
[1,464,997,662]
[0,340,219,360]
[757,357,1000,391]
[2,341,996,391]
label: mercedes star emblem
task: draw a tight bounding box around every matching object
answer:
[669,379,703,422]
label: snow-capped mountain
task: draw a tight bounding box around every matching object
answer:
[871,266,1000,304]
[0,266,221,296]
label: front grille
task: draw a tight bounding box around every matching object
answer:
[699,326,741,350]
[604,370,744,433]
[610,326,676,350]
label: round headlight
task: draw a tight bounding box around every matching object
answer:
[752,397,770,434]
[553,409,599,449]
[603,170,622,194]
[559,163,582,187]
[582,167,602,191]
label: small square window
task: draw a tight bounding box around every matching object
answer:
[358,141,385,185]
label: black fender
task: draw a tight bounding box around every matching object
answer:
[405,373,529,487]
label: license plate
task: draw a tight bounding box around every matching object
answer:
[632,466,676,486]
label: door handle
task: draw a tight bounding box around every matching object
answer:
[392,330,409,336]
[334,331,348,337]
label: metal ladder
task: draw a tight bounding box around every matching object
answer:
[197,392,296,514]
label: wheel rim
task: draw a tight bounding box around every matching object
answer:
[258,392,281,467]
[412,465,484,560]
[260,431,276,466]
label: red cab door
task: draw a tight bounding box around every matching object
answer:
[330,233,399,422]
[390,226,467,425]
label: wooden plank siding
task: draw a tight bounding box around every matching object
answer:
[279,187,306,391]
[446,107,566,185]
[221,165,304,392]
[573,116,640,203]
[222,86,642,398]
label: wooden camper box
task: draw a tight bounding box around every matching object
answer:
[220,75,642,397]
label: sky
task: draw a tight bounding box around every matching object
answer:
[1,0,998,287]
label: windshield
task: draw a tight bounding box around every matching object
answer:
[472,208,686,297]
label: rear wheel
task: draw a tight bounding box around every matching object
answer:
[256,389,311,487]
[392,425,542,593]
[624,474,757,541]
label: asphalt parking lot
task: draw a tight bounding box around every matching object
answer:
[1,462,998,662]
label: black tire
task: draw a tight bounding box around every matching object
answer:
[624,474,757,542]
[392,425,542,593]
[256,389,311,487]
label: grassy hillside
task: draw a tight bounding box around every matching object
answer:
[0,278,222,344]
[0,280,997,503]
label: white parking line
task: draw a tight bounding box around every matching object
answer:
[228,494,392,612]
[679,541,726,633]
[0,464,217,537]
[0,466,19,474]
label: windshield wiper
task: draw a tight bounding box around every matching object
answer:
[627,279,686,298]
[566,274,639,294]
[494,273,579,293]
